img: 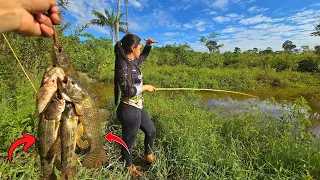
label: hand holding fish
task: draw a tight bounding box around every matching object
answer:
[0,0,61,36]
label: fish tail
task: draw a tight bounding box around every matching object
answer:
[81,148,107,169]
[61,167,77,180]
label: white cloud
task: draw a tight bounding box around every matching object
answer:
[311,3,320,6]
[248,6,269,13]
[195,20,207,31]
[214,16,231,23]
[183,24,194,29]
[288,9,320,25]
[128,21,144,31]
[130,0,142,8]
[227,13,241,18]
[66,0,112,34]
[170,5,192,11]
[253,23,273,29]
[210,0,229,10]
[213,13,243,23]
[207,11,218,15]
[221,27,238,33]
[163,32,184,37]
[239,15,283,25]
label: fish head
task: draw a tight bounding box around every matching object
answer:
[58,75,88,103]
[43,93,66,120]
[62,102,77,119]
[52,45,71,72]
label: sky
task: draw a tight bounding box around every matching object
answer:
[63,0,320,52]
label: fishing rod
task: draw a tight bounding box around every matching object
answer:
[155,88,259,98]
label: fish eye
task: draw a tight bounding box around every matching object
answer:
[71,81,75,85]
[52,99,56,102]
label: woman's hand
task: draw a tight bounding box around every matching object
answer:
[0,0,61,37]
[144,38,158,45]
[142,85,156,93]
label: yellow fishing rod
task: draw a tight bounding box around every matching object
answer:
[155,88,259,98]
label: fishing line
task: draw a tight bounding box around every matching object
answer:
[2,33,38,93]
[155,88,258,98]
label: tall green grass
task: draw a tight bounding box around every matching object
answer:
[141,65,320,91]
[2,91,319,179]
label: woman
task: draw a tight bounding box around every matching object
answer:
[114,34,157,176]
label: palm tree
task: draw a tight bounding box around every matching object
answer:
[125,0,129,32]
[90,9,128,43]
[116,0,121,42]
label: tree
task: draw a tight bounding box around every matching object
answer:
[199,33,224,53]
[125,0,129,32]
[116,0,121,42]
[90,9,128,43]
[310,22,320,36]
[265,47,273,54]
[315,45,320,55]
[293,49,300,54]
[252,48,259,53]
[282,40,296,53]
[234,47,241,53]
[58,0,69,11]
[301,45,310,52]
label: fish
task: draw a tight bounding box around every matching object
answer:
[37,93,65,180]
[60,102,78,180]
[51,44,78,77]
[58,76,107,168]
[58,76,88,110]
[77,97,107,168]
[53,43,106,168]
[35,66,65,117]
[51,44,89,149]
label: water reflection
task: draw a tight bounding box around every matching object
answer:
[202,91,320,135]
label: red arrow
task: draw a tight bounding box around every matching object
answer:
[105,132,130,154]
[8,132,36,162]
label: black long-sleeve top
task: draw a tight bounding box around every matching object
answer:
[115,44,152,106]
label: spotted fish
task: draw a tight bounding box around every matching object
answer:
[38,93,65,180]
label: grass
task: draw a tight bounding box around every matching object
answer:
[1,62,320,179]
[1,85,320,179]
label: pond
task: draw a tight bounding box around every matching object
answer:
[201,88,320,135]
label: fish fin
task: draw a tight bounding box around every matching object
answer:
[46,138,59,163]
[76,122,89,149]
[74,104,83,116]
[54,157,62,171]
[81,148,107,169]
[76,138,89,149]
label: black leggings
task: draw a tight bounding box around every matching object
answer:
[116,102,156,167]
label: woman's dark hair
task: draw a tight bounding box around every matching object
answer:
[114,34,141,105]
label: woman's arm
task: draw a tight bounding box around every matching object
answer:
[135,44,152,65]
[135,38,157,65]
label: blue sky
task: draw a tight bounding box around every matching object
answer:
[64,0,320,52]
